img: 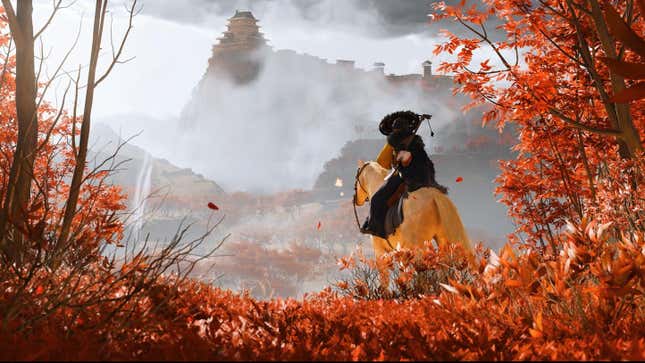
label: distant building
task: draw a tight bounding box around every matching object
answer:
[203,10,454,92]
[206,10,269,84]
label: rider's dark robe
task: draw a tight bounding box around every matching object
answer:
[366,134,447,238]
[377,134,445,193]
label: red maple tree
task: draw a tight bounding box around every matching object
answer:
[432,0,644,248]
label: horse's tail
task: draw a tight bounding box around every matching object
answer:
[432,192,475,265]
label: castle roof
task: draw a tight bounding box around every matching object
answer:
[231,10,256,20]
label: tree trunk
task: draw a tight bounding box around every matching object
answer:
[0,0,37,262]
[588,0,643,158]
[58,0,106,248]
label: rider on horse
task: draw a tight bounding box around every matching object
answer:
[360,110,448,239]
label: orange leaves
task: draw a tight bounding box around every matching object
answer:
[530,311,544,339]
[432,0,644,249]
[479,59,492,72]
[330,224,643,358]
[504,279,522,288]
[3,223,644,361]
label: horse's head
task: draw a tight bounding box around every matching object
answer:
[353,160,373,207]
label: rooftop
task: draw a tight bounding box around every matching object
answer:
[232,10,256,20]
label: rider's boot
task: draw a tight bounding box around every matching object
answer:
[360,217,386,239]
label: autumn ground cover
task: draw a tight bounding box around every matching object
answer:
[1,0,644,361]
[0,221,643,360]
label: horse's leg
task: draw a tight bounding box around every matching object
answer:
[371,236,391,258]
[434,233,447,251]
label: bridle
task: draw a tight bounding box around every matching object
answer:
[352,162,371,230]
[352,162,396,251]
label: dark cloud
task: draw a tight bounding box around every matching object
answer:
[138,0,499,39]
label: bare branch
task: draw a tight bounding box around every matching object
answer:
[34,0,64,40]
[95,0,138,87]
[548,107,621,136]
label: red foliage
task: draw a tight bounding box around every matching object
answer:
[1,220,642,361]
[0,15,126,256]
[1,2,644,361]
[431,0,644,248]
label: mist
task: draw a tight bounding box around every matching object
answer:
[173,48,465,193]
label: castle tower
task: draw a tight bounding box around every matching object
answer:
[373,62,385,74]
[422,60,433,79]
[213,10,268,54]
[206,10,269,84]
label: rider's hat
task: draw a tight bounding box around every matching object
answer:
[379,110,421,136]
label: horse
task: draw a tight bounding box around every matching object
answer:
[354,160,474,263]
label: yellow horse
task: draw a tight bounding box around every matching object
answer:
[354,160,474,263]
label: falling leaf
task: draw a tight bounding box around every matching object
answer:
[316,221,322,230]
[207,202,219,211]
[455,176,464,183]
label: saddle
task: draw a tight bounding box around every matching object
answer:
[384,183,408,237]
[382,181,448,237]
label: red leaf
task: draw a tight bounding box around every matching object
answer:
[207,202,219,210]
[505,279,522,288]
[35,285,44,295]
[455,176,464,183]
[316,221,322,230]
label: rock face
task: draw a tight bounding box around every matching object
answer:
[89,123,226,211]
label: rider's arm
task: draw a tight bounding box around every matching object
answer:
[397,150,412,167]
[376,143,394,169]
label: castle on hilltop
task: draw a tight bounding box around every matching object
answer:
[204,10,453,90]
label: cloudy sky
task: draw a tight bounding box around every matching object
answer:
[26,0,514,194]
[33,0,499,121]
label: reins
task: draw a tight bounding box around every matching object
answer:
[352,162,397,251]
[352,163,371,231]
